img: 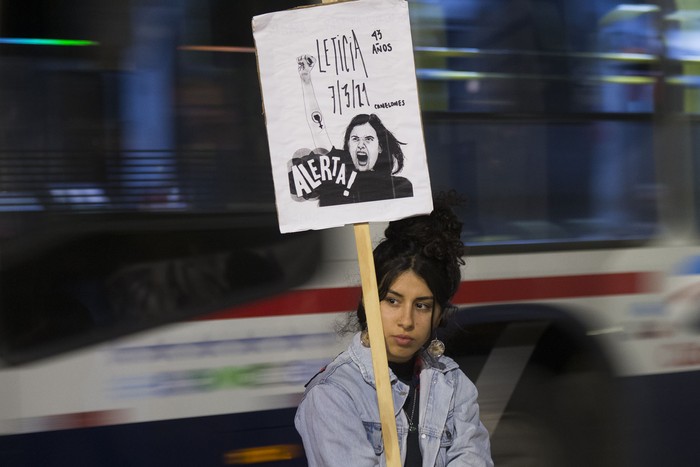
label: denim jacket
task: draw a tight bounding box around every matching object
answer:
[295,332,493,466]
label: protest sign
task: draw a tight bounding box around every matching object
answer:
[254,1,429,464]
[253,0,432,233]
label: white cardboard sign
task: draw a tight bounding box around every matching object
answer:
[253,0,432,233]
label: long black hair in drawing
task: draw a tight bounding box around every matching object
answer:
[342,113,406,176]
[356,192,466,337]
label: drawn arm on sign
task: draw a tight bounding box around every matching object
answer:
[290,54,357,206]
[298,54,333,151]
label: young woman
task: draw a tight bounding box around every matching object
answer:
[295,195,493,466]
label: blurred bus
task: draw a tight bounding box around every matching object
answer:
[1,1,700,466]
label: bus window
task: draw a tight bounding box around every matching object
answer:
[0,0,321,366]
[412,0,663,247]
[424,117,658,245]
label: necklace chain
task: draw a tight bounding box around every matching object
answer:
[406,385,418,433]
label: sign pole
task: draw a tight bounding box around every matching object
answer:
[353,222,401,466]
[317,0,400,463]
[254,0,430,462]
[321,2,401,462]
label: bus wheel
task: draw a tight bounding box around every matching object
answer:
[490,365,616,467]
[490,411,567,467]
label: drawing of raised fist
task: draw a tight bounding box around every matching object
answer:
[297,54,316,81]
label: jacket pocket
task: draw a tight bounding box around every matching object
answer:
[362,421,384,456]
[436,419,455,467]
[440,425,454,448]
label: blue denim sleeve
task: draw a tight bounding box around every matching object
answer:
[445,371,494,467]
[295,381,382,467]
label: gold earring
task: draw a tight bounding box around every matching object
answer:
[427,338,445,358]
[360,329,370,347]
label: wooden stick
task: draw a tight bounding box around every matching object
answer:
[354,222,401,466]
[317,1,400,462]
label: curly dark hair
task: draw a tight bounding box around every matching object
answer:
[356,191,466,331]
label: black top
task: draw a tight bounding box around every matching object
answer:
[389,358,422,467]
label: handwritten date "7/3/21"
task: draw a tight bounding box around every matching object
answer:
[328,79,369,114]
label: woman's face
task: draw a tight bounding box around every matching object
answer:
[348,122,381,172]
[380,270,441,363]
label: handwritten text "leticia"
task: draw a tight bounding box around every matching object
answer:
[315,30,368,78]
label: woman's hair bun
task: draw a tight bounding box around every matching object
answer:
[384,190,466,266]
